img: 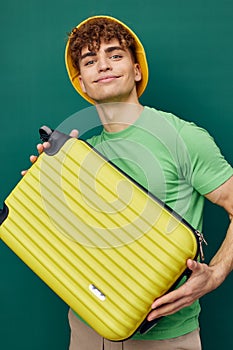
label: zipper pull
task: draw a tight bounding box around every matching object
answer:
[195,230,208,261]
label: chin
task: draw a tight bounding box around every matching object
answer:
[95,93,134,104]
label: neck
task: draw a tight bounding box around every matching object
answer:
[96,102,144,133]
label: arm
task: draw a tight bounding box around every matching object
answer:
[205,175,233,282]
[147,175,233,321]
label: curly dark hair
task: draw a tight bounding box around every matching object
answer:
[68,17,137,72]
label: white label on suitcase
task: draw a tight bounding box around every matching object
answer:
[89,284,106,301]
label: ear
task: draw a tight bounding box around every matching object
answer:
[134,63,142,83]
[78,75,87,93]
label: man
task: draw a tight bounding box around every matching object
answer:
[26,15,233,350]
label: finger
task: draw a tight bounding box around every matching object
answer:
[187,259,203,272]
[37,143,44,154]
[151,289,181,310]
[148,297,185,320]
[30,155,38,164]
[69,129,79,138]
[151,261,201,309]
[43,141,51,149]
[21,170,27,176]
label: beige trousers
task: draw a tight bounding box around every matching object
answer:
[68,309,202,350]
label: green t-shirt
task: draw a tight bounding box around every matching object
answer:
[77,106,233,340]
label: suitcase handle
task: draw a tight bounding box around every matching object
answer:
[0,203,9,225]
[39,126,71,156]
[39,125,54,142]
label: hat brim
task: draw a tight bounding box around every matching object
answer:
[65,15,148,104]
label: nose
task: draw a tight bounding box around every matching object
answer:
[97,56,112,72]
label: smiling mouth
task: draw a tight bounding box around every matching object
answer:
[94,75,121,83]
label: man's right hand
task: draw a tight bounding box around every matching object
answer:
[21,129,79,176]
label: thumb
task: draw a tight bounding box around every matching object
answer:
[187,259,198,271]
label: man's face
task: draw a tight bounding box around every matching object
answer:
[78,38,142,104]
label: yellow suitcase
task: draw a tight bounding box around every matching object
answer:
[0,127,203,341]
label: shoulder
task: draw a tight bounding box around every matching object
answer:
[144,107,233,194]
[143,107,204,138]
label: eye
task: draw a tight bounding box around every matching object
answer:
[111,54,123,60]
[85,60,95,66]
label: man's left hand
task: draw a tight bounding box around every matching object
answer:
[147,258,216,321]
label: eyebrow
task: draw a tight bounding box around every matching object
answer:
[80,46,126,61]
[80,51,96,60]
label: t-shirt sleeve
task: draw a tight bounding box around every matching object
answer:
[177,123,233,195]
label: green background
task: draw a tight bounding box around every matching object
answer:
[0,1,232,349]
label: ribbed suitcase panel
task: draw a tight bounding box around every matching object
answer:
[0,138,198,340]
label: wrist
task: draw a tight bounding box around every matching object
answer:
[208,263,227,290]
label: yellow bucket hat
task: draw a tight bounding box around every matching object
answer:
[65,15,149,104]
